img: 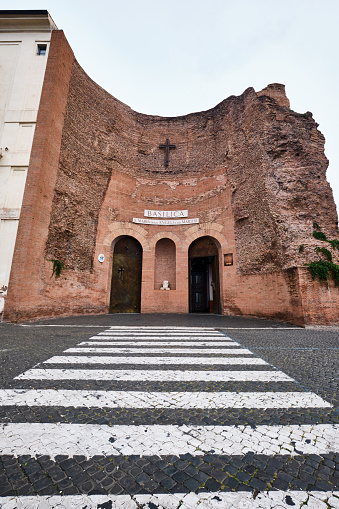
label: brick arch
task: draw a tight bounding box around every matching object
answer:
[103,222,149,251]
[149,231,182,250]
[183,223,229,252]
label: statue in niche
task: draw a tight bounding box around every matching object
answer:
[160,280,170,290]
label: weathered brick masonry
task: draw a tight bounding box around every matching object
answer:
[4,31,339,324]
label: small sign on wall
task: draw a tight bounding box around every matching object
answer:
[224,253,233,266]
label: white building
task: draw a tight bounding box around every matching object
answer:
[0,10,57,311]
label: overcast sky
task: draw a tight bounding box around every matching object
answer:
[4,0,339,212]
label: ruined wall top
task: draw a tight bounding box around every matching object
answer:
[257,83,290,108]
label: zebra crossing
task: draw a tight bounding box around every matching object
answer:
[0,326,338,508]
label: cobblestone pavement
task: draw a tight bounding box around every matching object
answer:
[0,315,338,508]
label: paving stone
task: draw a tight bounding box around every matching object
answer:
[236,470,252,483]
[32,476,56,492]
[223,476,238,490]
[315,479,335,491]
[15,483,35,496]
[255,469,274,482]
[249,477,268,491]
[135,472,151,486]
[271,477,290,490]
[172,471,189,484]
[142,463,157,476]
[72,472,91,487]
[99,476,115,489]
[183,464,198,477]
[61,486,80,495]
[290,478,308,490]
[200,463,215,475]
[79,479,95,492]
[189,457,204,468]
[118,476,141,493]
[56,477,74,490]
[204,478,222,491]
[193,470,209,484]
[160,476,176,490]
[107,483,124,495]
[163,465,177,477]
[183,477,201,491]
[210,468,228,483]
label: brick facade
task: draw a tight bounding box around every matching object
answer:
[4,31,339,325]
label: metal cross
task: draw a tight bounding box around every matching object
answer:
[159,138,176,167]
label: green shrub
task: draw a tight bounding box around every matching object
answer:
[304,224,339,287]
[313,231,327,242]
[329,239,339,250]
[51,259,64,278]
[308,260,331,283]
[316,247,332,262]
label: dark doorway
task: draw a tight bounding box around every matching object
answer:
[189,237,220,313]
[190,257,209,312]
[110,236,142,313]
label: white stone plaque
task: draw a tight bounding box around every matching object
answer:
[144,209,188,218]
[0,208,20,219]
[133,218,199,225]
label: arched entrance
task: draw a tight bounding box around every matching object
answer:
[109,236,142,313]
[188,236,220,313]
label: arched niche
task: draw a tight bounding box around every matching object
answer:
[188,236,220,313]
[110,236,142,313]
[154,238,176,290]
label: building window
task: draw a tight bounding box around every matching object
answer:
[37,44,47,56]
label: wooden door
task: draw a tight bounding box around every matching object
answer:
[109,237,142,313]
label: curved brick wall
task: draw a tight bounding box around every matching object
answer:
[45,60,338,276]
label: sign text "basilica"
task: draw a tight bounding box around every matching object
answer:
[144,210,188,218]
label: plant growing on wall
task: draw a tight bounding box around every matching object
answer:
[307,223,339,287]
[51,259,65,279]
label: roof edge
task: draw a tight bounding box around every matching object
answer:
[0,10,58,31]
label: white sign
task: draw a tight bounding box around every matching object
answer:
[144,209,188,218]
[0,208,20,219]
[98,254,105,263]
[133,218,199,225]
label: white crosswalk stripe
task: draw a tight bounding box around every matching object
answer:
[98,332,226,336]
[15,368,292,381]
[91,335,232,340]
[1,492,339,509]
[64,346,245,354]
[86,339,237,345]
[0,389,331,408]
[0,325,336,508]
[1,422,338,458]
[44,355,265,365]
